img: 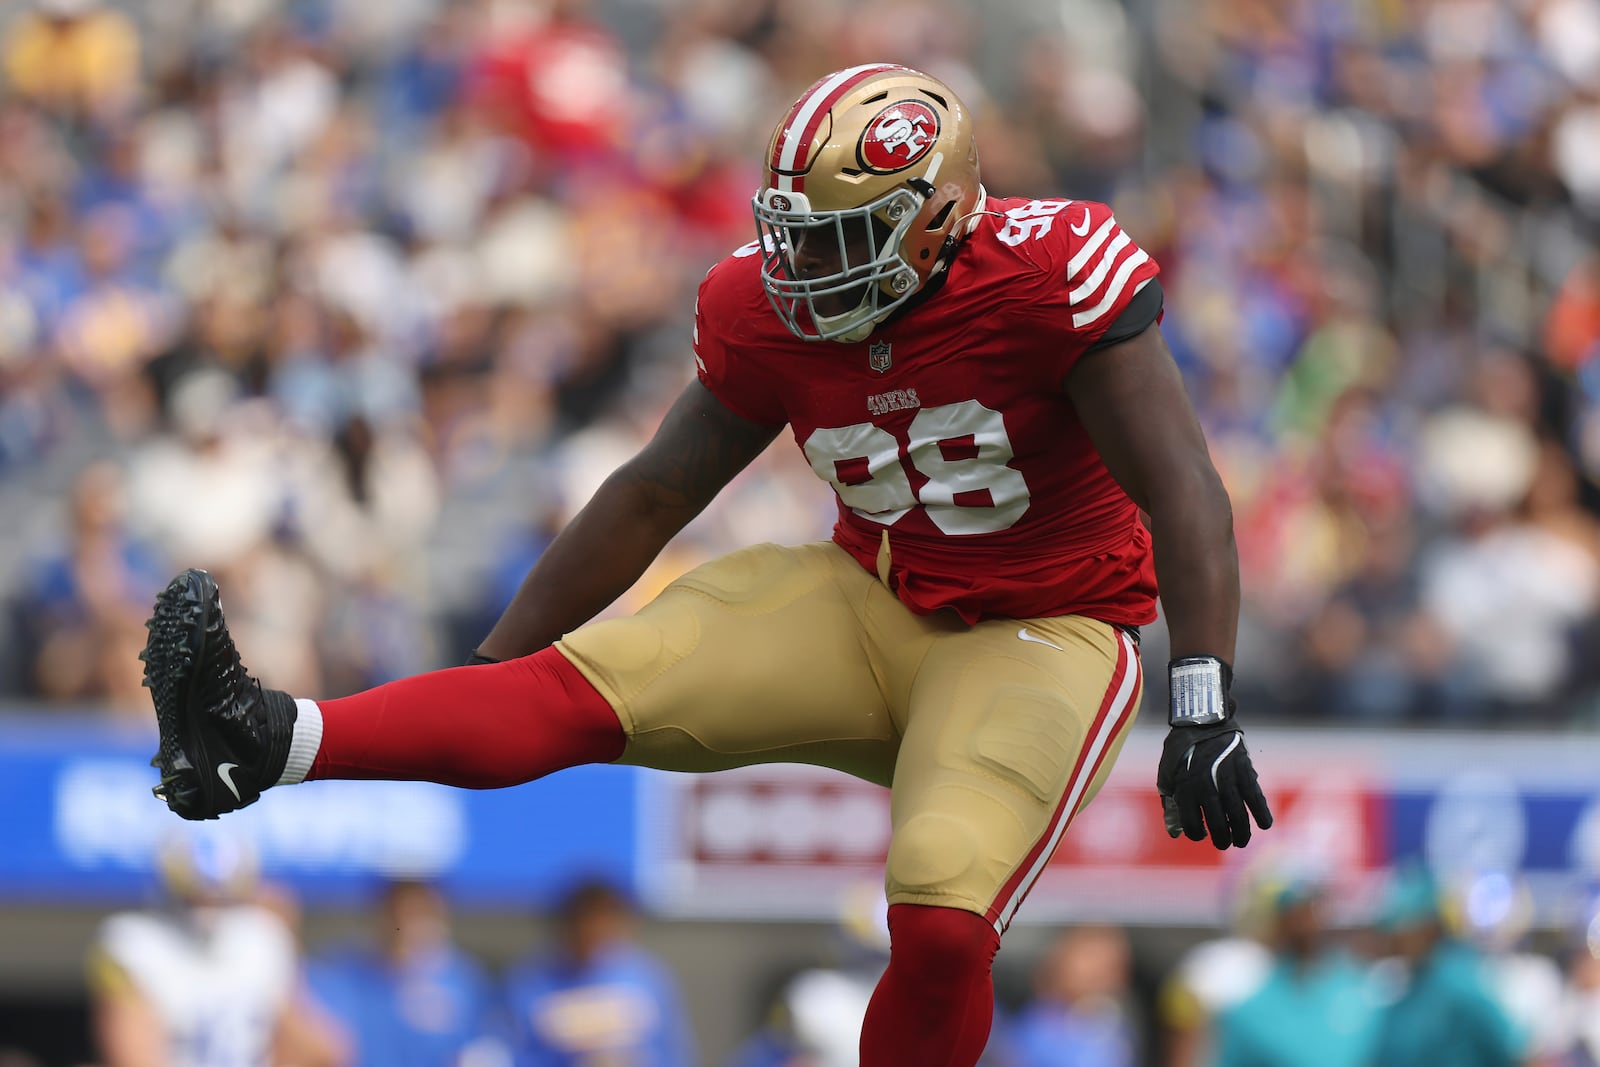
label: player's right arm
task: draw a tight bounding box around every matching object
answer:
[477,378,783,660]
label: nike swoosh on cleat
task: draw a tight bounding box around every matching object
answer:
[1017,627,1065,651]
[217,762,243,802]
[1070,208,1092,236]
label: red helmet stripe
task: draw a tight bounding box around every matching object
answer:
[769,63,903,193]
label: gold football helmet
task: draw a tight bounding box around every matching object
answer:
[754,64,983,342]
[157,831,260,903]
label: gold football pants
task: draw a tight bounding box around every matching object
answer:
[557,541,1142,931]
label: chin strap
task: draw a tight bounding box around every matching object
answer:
[959,185,992,235]
[814,304,880,343]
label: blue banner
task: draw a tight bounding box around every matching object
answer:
[1,716,1596,922]
[0,715,639,907]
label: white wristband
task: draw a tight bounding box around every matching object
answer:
[1169,657,1230,726]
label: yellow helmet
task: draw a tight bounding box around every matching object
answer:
[157,831,260,904]
[754,64,983,342]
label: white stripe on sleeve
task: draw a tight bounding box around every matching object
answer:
[1068,231,1132,304]
[1072,249,1151,328]
[1066,217,1117,276]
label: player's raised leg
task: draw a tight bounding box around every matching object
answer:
[144,540,897,821]
[557,541,900,783]
[858,613,1142,1066]
[142,568,625,820]
[145,371,788,821]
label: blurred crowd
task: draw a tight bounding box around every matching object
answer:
[728,863,1600,1067]
[0,0,1599,724]
[1145,865,1600,1067]
[48,839,1600,1067]
[79,839,695,1067]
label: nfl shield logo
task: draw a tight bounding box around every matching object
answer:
[868,341,893,374]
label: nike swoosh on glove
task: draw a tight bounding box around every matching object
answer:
[1157,722,1273,849]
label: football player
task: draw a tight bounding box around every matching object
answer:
[142,64,1272,1065]
[88,834,346,1067]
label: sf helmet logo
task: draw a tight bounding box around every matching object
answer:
[858,100,939,173]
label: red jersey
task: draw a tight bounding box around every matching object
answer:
[693,196,1162,626]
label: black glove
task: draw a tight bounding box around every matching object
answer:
[1156,657,1273,850]
[465,649,501,666]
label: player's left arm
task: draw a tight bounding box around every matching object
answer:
[1065,322,1273,851]
[1066,322,1237,663]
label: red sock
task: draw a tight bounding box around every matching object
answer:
[307,647,625,787]
[860,904,1001,1066]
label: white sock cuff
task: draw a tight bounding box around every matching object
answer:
[277,698,324,786]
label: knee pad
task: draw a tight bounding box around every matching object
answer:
[886,810,980,896]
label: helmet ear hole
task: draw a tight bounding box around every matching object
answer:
[925,200,956,232]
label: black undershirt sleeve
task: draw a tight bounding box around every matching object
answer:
[1087,278,1164,351]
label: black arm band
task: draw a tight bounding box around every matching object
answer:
[1087,278,1164,351]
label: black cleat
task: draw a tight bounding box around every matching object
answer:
[141,568,297,820]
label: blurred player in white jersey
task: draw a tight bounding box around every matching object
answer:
[87,833,345,1067]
